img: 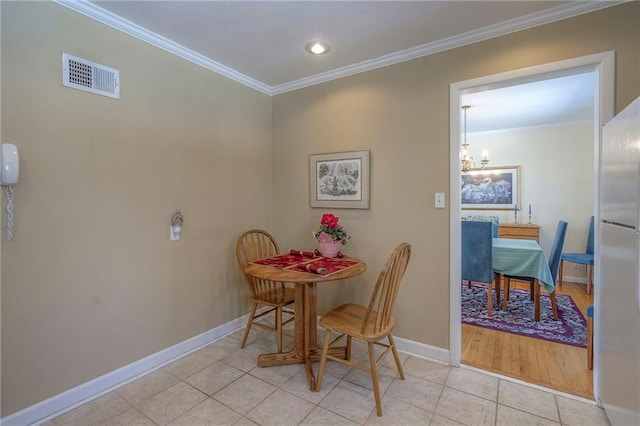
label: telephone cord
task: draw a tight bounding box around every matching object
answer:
[5,185,14,240]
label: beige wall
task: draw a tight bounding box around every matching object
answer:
[272,3,639,349]
[1,0,638,418]
[466,122,594,258]
[1,2,272,416]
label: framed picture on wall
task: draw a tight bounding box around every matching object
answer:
[309,150,370,209]
[461,166,521,210]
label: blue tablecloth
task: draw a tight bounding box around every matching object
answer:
[492,238,554,292]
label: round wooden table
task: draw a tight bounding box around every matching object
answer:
[244,258,366,389]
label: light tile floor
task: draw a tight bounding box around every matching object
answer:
[47,327,609,426]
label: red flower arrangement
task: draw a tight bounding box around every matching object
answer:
[314,213,350,245]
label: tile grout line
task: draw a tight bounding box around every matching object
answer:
[51,329,606,426]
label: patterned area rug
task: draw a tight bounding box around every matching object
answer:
[462,283,587,348]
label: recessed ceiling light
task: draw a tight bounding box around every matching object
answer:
[305,41,331,55]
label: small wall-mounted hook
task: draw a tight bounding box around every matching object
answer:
[171,210,184,226]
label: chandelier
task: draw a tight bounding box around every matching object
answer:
[461,105,489,173]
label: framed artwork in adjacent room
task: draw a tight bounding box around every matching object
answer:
[461,166,520,210]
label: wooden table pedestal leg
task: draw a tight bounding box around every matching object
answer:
[257,281,350,390]
[257,283,306,367]
[303,282,316,390]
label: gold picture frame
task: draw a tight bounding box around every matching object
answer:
[461,166,521,210]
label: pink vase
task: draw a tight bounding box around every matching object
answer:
[316,232,341,258]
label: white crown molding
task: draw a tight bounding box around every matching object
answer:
[53,0,625,96]
[52,0,272,95]
[271,1,625,94]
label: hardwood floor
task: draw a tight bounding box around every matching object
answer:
[462,280,595,399]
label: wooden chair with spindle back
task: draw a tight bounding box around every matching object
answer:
[235,229,295,352]
[314,242,412,417]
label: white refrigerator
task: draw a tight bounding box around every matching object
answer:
[599,96,640,425]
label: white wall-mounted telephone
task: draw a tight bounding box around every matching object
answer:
[1,143,20,240]
[1,144,19,185]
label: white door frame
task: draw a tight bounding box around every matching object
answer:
[449,51,614,401]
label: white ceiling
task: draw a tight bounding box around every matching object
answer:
[462,71,596,133]
[56,0,613,130]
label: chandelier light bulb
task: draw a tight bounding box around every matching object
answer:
[461,105,489,172]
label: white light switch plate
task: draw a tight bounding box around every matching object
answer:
[435,192,445,208]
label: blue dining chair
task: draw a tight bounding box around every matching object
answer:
[462,215,499,237]
[462,221,499,316]
[559,216,595,294]
[504,220,568,321]
[462,217,498,290]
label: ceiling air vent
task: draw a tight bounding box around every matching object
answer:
[62,53,120,99]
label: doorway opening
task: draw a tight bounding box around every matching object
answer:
[449,52,614,400]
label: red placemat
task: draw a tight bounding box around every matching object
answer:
[288,257,361,277]
[252,254,315,269]
[251,254,361,277]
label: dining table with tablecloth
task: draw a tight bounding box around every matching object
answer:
[492,237,554,321]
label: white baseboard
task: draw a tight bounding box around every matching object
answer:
[561,275,587,285]
[2,314,250,426]
[3,312,449,426]
[394,336,449,364]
